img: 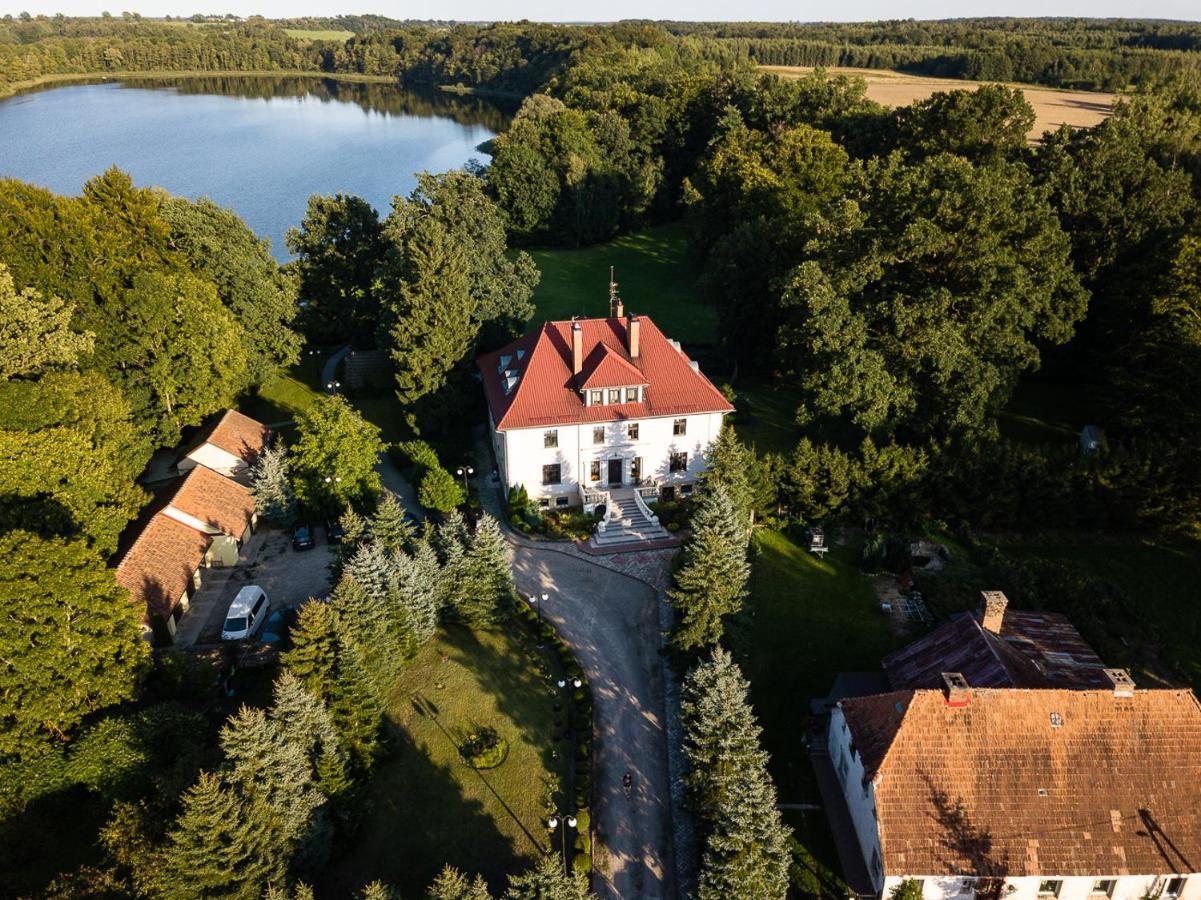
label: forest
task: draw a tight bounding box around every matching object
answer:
[1,12,1201,900]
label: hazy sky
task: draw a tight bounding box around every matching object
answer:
[4,0,1199,22]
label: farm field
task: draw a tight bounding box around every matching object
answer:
[283,28,355,41]
[760,65,1115,139]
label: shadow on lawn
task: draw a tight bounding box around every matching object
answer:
[319,722,522,897]
[438,624,564,782]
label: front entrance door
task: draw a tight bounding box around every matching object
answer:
[608,458,623,486]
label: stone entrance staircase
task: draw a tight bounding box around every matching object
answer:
[591,488,673,549]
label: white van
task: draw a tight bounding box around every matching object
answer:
[221,586,270,641]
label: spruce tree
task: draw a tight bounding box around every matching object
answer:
[283,600,340,697]
[503,856,594,900]
[702,425,758,529]
[669,484,751,651]
[429,865,493,900]
[249,442,297,526]
[360,882,402,900]
[160,772,285,899]
[373,491,416,554]
[682,649,791,900]
[342,540,397,602]
[325,635,384,768]
[435,509,470,613]
[271,672,351,801]
[391,541,442,644]
[329,573,414,688]
[457,514,515,626]
[330,506,369,582]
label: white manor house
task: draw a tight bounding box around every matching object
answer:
[479,297,731,544]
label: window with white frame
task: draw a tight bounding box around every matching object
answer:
[1091,881,1117,897]
[673,417,686,435]
[608,388,622,404]
[670,451,687,473]
[593,426,605,445]
[542,464,561,486]
[1165,880,1187,900]
[590,460,601,482]
[1038,881,1063,898]
[627,423,639,439]
[555,496,569,508]
[544,429,558,448]
[590,390,603,405]
[626,387,639,402]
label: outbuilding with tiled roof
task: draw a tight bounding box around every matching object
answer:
[177,409,270,478]
[827,672,1201,900]
[115,513,211,640]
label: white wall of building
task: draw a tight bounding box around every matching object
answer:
[882,873,1200,900]
[498,411,725,503]
[179,443,246,477]
[829,705,886,890]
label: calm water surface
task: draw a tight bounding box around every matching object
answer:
[0,76,504,258]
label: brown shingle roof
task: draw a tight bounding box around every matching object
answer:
[840,688,1201,876]
[883,610,1110,691]
[115,514,211,621]
[478,316,732,431]
[186,410,269,464]
[168,464,255,538]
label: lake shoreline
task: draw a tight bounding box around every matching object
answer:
[0,69,399,100]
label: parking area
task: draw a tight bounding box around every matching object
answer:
[172,525,335,647]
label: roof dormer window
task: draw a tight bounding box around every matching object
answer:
[589,390,603,405]
[608,389,622,404]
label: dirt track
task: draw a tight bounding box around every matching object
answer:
[760,65,1115,140]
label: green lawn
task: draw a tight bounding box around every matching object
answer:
[730,378,804,456]
[321,624,570,896]
[241,353,326,425]
[1000,534,1201,691]
[526,222,717,346]
[734,530,901,885]
[998,378,1103,445]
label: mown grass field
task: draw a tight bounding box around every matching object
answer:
[734,530,901,882]
[283,28,354,41]
[760,65,1114,140]
[526,222,716,346]
[241,352,325,425]
[321,624,569,896]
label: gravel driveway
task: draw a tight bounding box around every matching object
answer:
[512,547,676,900]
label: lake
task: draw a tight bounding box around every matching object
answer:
[0,75,506,259]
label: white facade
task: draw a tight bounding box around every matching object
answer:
[178,442,248,478]
[828,707,1201,900]
[494,410,726,506]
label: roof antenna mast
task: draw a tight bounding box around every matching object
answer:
[608,266,618,318]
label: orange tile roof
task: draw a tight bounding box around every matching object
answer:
[840,688,1201,876]
[115,514,211,621]
[188,410,269,463]
[478,315,732,431]
[168,464,255,538]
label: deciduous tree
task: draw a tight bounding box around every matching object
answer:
[0,263,93,381]
[290,396,383,512]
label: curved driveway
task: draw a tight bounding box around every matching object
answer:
[512,546,676,900]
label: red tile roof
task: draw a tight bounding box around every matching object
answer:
[840,687,1201,877]
[185,410,269,464]
[883,609,1110,691]
[168,464,255,538]
[578,343,650,390]
[115,514,211,621]
[478,315,732,430]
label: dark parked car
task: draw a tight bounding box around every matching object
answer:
[260,606,298,649]
[325,517,346,544]
[292,522,315,551]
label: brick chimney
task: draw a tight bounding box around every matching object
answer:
[614,297,624,319]
[628,315,640,359]
[980,590,1008,634]
[942,672,970,707]
[1103,668,1135,698]
[571,320,583,376]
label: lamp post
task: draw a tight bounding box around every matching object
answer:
[528,592,549,646]
[547,813,578,876]
[455,465,474,497]
[326,380,341,393]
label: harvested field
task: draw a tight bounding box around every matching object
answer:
[760,65,1115,140]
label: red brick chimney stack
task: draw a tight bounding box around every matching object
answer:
[629,315,640,359]
[942,672,970,707]
[571,320,583,376]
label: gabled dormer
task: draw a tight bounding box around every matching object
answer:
[571,315,649,407]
